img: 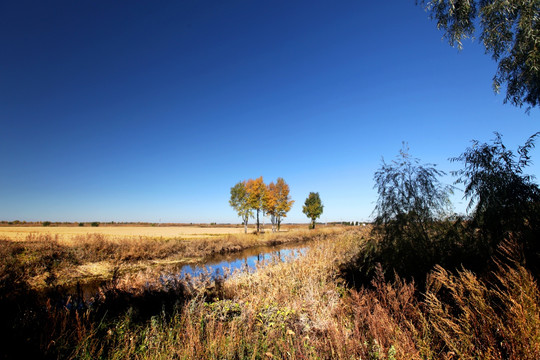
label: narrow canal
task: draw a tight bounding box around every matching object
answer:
[71,240,311,303]
[179,241,308,278]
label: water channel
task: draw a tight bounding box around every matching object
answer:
[178,241,308,279]
[68,241,310,303]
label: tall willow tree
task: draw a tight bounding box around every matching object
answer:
[373,146,453,239]
[419,0,540,109]
[369,145,455,281]
[450,132,540,272]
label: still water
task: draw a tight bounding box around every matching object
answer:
[68,241,309,303]
[178,243,307,279]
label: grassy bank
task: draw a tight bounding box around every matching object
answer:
[75,231,539,359]
[1,227,539,359]
[0,227,344,288]
[79,234,539,359]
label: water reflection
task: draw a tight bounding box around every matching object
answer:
[66,242,309,303]
[179,246,307,279]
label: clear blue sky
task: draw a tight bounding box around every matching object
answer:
[1,0,538,223]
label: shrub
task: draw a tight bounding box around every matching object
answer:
[91,222,100,227]
[424,243,540,359]
[42,221,51,227]
[451,132,540,275]
[361,145,460,284]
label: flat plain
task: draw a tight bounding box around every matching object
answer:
[0,224,344,290]
[0,225,250,241]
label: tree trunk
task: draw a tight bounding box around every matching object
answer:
[256,209,260,233]
[277,217,281,231]
[244,218,248,234]
[311,219,316,229]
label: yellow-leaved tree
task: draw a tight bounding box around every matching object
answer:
[245,176,267,233]
[266,178,294,232]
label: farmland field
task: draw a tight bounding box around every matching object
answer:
[0,224,345,289]
[0,225,250,241]
[0,224,327,241]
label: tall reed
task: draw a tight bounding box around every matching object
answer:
[2,228,539,359]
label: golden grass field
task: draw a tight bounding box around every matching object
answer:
[0,225,253,241]
[0,225,347,287]
[2,225,540,359]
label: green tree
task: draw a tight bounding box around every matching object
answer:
[373,146,453,235]
[229,181,253,234]
[451,132,540,270]
[302,192,323,229]
[368,145,457,282]
[419,0,540,109]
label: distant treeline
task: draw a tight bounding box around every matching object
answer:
[327,221,369,226]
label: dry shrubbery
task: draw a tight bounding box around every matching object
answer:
[62,230,539,360]
[0,227,343,288]
[424,247,540,359]
[1,227,539,359]
[66,228,364,359]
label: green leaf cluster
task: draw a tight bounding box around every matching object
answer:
[421,0,540,109]
[302,192,323,229]
[229,181,253,228]
[366,145,458,283]
[451,132,540,270]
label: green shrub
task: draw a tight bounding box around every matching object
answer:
[451,132,540,275]
[363,145,459,284]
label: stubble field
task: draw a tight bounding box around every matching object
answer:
[0,224,345,288]
[0,225,249,241]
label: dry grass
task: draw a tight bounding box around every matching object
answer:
[71,230,540,360]
[67,227,368,359]
[0,226,348,288]
[424,253,540,359]
[3,227,539,359]
[0,226,253,241]
[0,225,344,243]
